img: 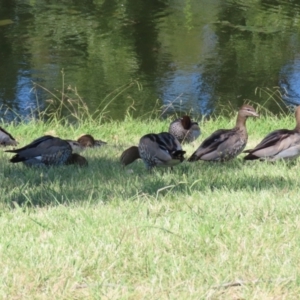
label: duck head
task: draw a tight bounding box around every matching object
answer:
[120,146,140,166]
[238,104,259,118]
[181,115,192,129]
[77,134,95,147]
[236,104,259,128]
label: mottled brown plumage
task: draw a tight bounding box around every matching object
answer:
[169,115,201,144]
[188,104,259,162]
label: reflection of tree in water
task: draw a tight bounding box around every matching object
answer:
[207,0,300,113]
[1,0,300,121]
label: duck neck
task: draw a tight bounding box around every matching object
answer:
[295,108,300,132]
[235,114,247,130]
[122,146,140,166]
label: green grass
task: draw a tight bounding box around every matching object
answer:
[1,111,300,299]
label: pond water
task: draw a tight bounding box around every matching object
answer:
[1,0,300,122]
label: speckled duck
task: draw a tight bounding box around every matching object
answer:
[121,132,186,170]
[169,115,200,144]
[188,104,259,162]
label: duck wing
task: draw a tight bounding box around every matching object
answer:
[5,135,58,153]
[141,132,185,164]
[188,129,233,161]
[6,136,72,163]
[244,129,295,159]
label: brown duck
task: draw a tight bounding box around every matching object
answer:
[5,135,73,167]
[121,132,186,170]
[169,115,201,144]
[67,134,107,151]
[188,104,259,162]
[244,105,300,161]
[0,127,18,146]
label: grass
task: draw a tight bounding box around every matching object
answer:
[1,109,300,299]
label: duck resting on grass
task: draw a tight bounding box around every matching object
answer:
[0,127,18,146]
[67,134,107,151]
[244,105,300,161]
[169,115,201,144]
[5,135,87,167]
[120,132,186,171]
[188,104,259,162]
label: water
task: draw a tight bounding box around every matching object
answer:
[1,0,300,122]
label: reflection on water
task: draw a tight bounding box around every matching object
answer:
[1,0,300,122]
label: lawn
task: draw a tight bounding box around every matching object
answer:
[1,110,300,299]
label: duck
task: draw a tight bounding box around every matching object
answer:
[5,135,73,167]
[120,132,186,170]
[244,105,300,161]
[67,134,107,151]
[188,104,259,162]
[0,127,18,146]
[65,153,88,167]
[169,115,201,144]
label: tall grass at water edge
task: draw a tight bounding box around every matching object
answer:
[1,86,300,299]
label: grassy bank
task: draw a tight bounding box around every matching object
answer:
[1,112,300,299]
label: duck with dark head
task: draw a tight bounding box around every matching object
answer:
[188,104,259,162]
[169,115,200,144]
[67,134,107,151]
[121,132,186,171]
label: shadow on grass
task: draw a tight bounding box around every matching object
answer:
[2,154,124,206]
[135,159,298,198]
[1,152,298,207]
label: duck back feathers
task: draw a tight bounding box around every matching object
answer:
[120,132,186,170]
[5,135,72,166]
[188,104,258,162]
[244,106,300,161]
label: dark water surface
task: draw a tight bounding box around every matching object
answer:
[1,0,300,122]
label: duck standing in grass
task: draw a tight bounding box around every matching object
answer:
[188,104,259,162]
[169,115,201,144]
[0,127,18,146]
[121,132,186,170]
[5,135,86,167]
[244,106,300,161]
